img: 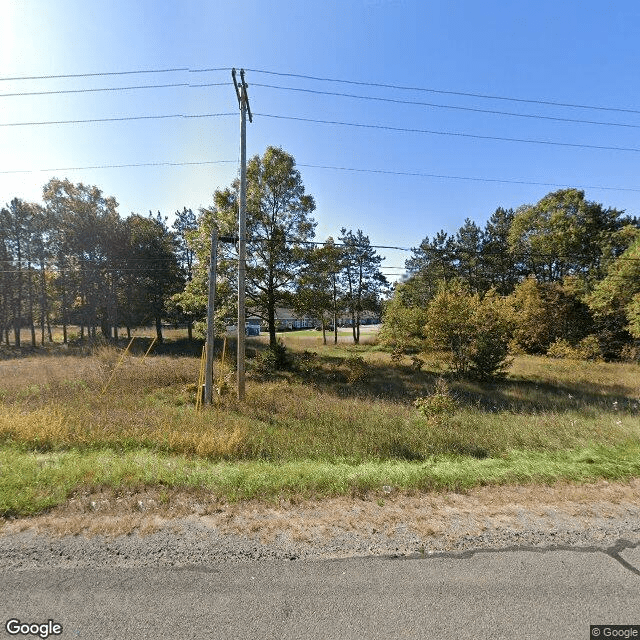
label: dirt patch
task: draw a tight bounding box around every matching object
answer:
[2,479,639,544]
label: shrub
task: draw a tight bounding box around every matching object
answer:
[344,355,371,383]
[414,378,457,420]
[546,335,602,361]
[251,340,292,375]
[425,281,514,379]
[379,297,427,353]
[546,338,577,359]
[620,342,640,363]
[509,277,593,354]
[295,350,321,377]
[576,335,602,360]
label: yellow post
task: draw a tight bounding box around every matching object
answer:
[101,337,136,395]
[142,337,157,361]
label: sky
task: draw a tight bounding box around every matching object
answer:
[3,0,640,282]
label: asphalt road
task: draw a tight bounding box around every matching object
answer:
[3,543,640,640]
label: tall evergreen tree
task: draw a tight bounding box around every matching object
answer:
[124,212,182,343]
[454,218,484,293]
[405,230,457,301]
[482,207,519,295]
[338,228,387,344]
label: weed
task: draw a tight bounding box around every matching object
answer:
[414,378,458,421]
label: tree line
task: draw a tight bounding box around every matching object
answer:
[0,179,192,346]
[4,149,638,365]
[381,188,640,375]
[0,148,389,349]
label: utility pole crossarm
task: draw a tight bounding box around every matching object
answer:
[239,69,253,123]
[231,68,242,108]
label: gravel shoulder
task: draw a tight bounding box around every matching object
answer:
[2,479,640,567]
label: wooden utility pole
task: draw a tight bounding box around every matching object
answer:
[203,225,217,405]
[232,68,252,401]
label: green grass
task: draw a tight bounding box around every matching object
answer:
[0,337,639,516]
[3,442,640,517]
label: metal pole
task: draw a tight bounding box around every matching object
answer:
[237,81,247,401]
[204,225,217,404]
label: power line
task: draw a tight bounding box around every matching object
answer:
[297,163,640,193]
[0,82,229,98]
[247,68,640,116]
[0,160,236,174]
[0,113,235,127]
[252,83,640,130]
[257,112,640,154]
[2,158,640,194]
[0,68,192,82]
[4,64,640,116]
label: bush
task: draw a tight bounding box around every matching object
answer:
[344,355,371,383]
[546,338,577,359]
[576,335,602,360]
[251,340,293,375]
[379,297,427,353]
[425,281,514,379]
[509,277,593,354]
[295,350,321,377]
[414,378,457,420]
[620,342,640,363]
[546,335,602,361]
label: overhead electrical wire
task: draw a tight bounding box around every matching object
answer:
[4,107,640,157]
[2,66,640,211]
[256,113,640,154]
[0,67,232,83]
[0,160,236,174]
[2,64,639,115]
[0,82,229,98]
[296,163,640,193]
[251,83,640,130]
[246,68,640,116]
[2,158,639,194]
[3,78,638,132]
[0,68,193,82]
[0,112,235,127]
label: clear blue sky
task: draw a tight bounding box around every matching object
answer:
[3,0,640,280]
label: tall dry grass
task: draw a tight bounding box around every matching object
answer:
[0,343,638,463]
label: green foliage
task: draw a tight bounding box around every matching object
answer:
[339,228,387,344]
[469,289,515,379]
[293,239,343,344]
[546,335,601,361]
[379,289,427,353]
[251,340,293,375]
[382,279,514,378]
[508,188,632,283]
[405,230,457,297]
[424,280,477,375]
[414,378,457,420]
[587,237,640,343]
[424,281,514,378]
[482,207,519,295]
[509,277,593,354]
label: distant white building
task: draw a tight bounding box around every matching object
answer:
[227,307,379,334]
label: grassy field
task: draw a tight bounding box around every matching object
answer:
[1,332,639,516]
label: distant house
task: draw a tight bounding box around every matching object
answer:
[227,308,380,334]
[274,308,315,330]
